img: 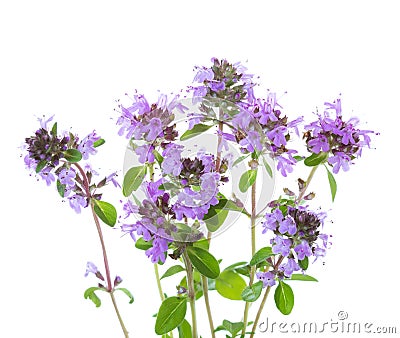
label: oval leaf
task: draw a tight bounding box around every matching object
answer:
[135,237,153,250]
[288,274,318,282]
[325,165,337,201]
[123,165,147,197]
[215,270,246,300]
[186,246,220,279]
[241,281,263,302]
[180,123,213,141]
[203,202,229,233]
[178,319,192,338]
[298,256,309,270]
[155,297,187,335]
[274,280,294,315]
[84,287,104,308]
[239,169,257,193]
[35,160,47,173]
[92,200,117,227]
[115,288,134,303]
[161,265,186,280]
[93,138,105,147]
[249,247,273,266]
[304,151,328,167]
[222,319,244,336]
[63,149,83,163]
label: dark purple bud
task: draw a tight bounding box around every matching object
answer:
[304,192,316,200]
[114,276,123,287]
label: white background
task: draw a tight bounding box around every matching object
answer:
[1,1,399,337]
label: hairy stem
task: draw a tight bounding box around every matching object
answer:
[154,263,165,301]
[242,176,257,335]
[201,275,215,338]
[297,165,318,203]
[183,250,198,338]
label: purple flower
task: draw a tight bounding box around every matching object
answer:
[142,117,163,141]
[208,81,226,92]
[84,262,105,281]
[145,236,169,263]
[239,130,263,152]
[68,194,87,213]
[272,236,292,257]
[294,240,312,261]
[161,143,183,176]
[278,215,297,235]
[38,167,55,186]
[263,208,284,233]
[122,200,139,218]
[78,131,100,160]
[328,152,351,174]
[276,152,297,177]
[256,271,276,287]
[106,172,121,188]
[232,109,253,130]
[191,86,208,104]
[279,258,300,278]
[308,134,330,153]
[267,126,287,147]
[145,179,164,202]
[58,168,76,188]
[193,67,214,83]
[37,114,54,130]
[135,144,155,164]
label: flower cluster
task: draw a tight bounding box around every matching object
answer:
[257,201,330,287]
[304,97,376,173]
[23,116,116,213]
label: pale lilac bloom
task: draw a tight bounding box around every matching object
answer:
[84,262,98,277]
[276,152,297,177]
[232,109,253,130]
[216,131,236,152]
[267,126,287,147]
[294,240,312,260]
[145,236,169,263]
[58,168,76,187]
[141,117,163,141]
[191,86,208,104]
[122,199,139,218]
[272,236,292,257]
[106,172,121,188]
[263,208,284,233]
[78,131,100,160]
[161,143,183,176]
[256,271,276,287]
[280,258,300,278]
[68,194,87,213]
[279,215,297,235]
[135,144,155,164]
[37,114,54,130]
[193,67,214,83]
[38,167,55,186]
[239,130,263,152]
[328,152,351,174]
[308,134,330,153]
[208,81,225,91]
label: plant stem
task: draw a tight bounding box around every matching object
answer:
[110,291,130,338]
[201,275,215,338]
[250,255,284,337]
[154,263,165,301]
[242,177,257,335]
[72,163,129,337]
[297,165,318,203]
[183,249,198,338]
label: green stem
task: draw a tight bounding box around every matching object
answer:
[242,177,257,335]
[201,275,215,338]
[183,250,198,338]
[250,255,284,338]
[154,263,165,301]
[297,165,318,203]
[110,291,130,338]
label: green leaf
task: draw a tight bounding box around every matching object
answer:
[293,155,304,162]
[298,256,309,270]
[261,155,273,178]
[178,319,192,338]
[249,247,273,266]
[232,154,250,167]
[93,138,105,147]
[304,151,328,167]
[274,280,294,315]
[84,287,104,307]
[115,288,134,303]
[224,261,248,271]
[35,160,47,173]
[222,319,244,336]
[239,169,257,193]
[155,297,187,335]
[123,165,147,197]
[153,149,164,165]
[135,237,153,250]
[161,265,186,280]
[63,149,83,163]
[51,122,57,136]
[180,123,213,141]
[215,270,246,300]
[193,238,210,250]
[92,200,117,227]
[325,165,337,201]
[56,179,65,197]
[288,274,318,282]
[241,281,263,302]
[186,246,220,279]
[203,201,229,233]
